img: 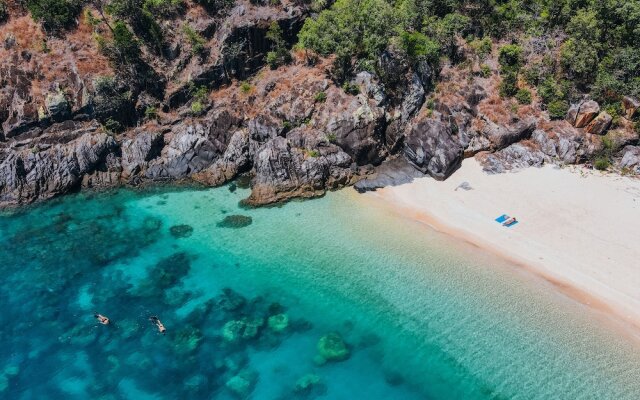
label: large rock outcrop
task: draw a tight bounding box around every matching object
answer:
[245,133,354,205]
[570,100,600,128]
[403,118,463,180]
[0,122,117,207]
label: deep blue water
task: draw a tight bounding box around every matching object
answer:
[1,184,640,399]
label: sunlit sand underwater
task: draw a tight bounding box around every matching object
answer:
[1,184,640,399]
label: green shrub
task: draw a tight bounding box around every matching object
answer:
[479,64,491,78]
[522,64,541,86]
[265,21,291,69]
[240,81,252,94]
[104,117,123,133]
[0,1,8,23]
[326,133,337,143]
[469,36,492,60]
[594,157,610,171]
[399,30,440,64]
[183,25,206,56]
[547,100,569,120]
[499,71,518,97]
[342,82,360,95]
[515,89,532,105]
[96,21,141,65]
[27,0,81,34]
[144,106,158,120]
[190,101,204,116]
[314,91,327,103]
[143,0,183,17]
[306,149,320,157]
[498,44,523,72]
[537,77,564,105]
[92,76,135,127]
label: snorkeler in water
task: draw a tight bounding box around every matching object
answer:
[149,316,166,333]
[94,313,110,325]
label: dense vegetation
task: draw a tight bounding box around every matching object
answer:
[298,0,640,116]
[9,0,640,124]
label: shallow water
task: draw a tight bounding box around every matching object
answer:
[1,185,640,399]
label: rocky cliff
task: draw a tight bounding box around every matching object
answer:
[1,1,639,208]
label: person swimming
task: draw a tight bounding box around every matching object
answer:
[94,313,110,325]
[149,316,166,333]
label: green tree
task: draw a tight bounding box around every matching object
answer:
[265,21,291,69]
[424,12,470,62]
[399,30,440,65]
[298,0,396,76]
[498,44,523,72]
[27,0,82,34]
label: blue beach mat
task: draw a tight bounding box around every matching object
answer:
[495,214,509,223]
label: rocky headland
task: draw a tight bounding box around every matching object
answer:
[1,1,639,209]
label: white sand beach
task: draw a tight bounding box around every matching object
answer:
[368,159,640,332]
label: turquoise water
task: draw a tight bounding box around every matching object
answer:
[1,184,640,399]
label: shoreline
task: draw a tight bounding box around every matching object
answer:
[360,159,640,340]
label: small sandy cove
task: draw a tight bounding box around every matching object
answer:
[368,159,640,332]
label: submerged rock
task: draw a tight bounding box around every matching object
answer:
[225,369,258,398]
[217,215,253,228]
[316,332,350,363]
[267,313,289,333]
[169,224,194,238]
[172,326,203,353]
[222,317,264,342]
[217,288,247,312]
[294,373,325,396]
[142,252,191,292]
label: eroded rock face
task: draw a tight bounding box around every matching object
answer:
[481,117,536,150]
[478,143,548,174]
[121,130,165,180]
[0,122,117,207]
[245,133,354,205]
[403,118,463,180]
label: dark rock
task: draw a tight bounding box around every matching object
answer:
[481,117,536,150]
[217,215,253,228]
[400,73,426,122]
[477,143,548,174]
[353,156,425,192]
[192,130,255,187]
[403,118,463,180]
[0,121,117,207]
[245,134,353,205]
[146,123,222,180]
[121,131,165,180]
[169,224,194,238]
